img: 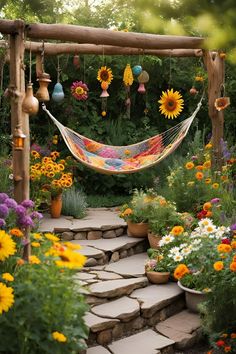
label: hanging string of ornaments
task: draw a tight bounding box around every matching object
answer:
[97,65,113,117]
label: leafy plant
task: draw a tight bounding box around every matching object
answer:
[62,186,87,219]
[87,194,130,208]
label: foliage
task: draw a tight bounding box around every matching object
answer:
[62,186,87,219]
[0,215,88,354]
[207,331,236,354]
[0,156,13,196]
[86,194,130,208]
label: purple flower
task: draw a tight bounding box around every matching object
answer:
[21,199,35,209]
[4,198,18,209]
[0,204,9,218]
[15,205,26,216]
[0,218,6,228]
[0,193,9,203]
[18,215,34,228]
[230,223,236,231]
[210,198,220,204]
[30,211,43,220]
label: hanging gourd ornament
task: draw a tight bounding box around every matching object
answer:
[73,55,80,69]
[35,72,51,102]
[137,70,149,94]
[100,81,109,97]
[132,65,142,76]
[97,66,113,116]
[22,83,39,115]
[52,82,65,103]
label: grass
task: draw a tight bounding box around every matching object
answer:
[86,194,130,208]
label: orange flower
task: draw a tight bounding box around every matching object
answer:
[231,333,236,339]
[174,264,190,280]
[224,346,231,352]
[205,143,213,149]
[195,165,204,171]
[9,228,23,238]
[203,202,212,211]
[171,226,184,236]
[230,262,236,272]
[16,259,25,266]
[212,183,219,189]
[206,211,213,218]
[233,255,236,262]
[203,160,211,169]
[123,208,132,215]
[214,97,230,111]
[195,172,204,180]
[217,244,232,253]
[221,175,228,182]
[231,241,236,249]
[185,162,194,170]
[213,261,224,271]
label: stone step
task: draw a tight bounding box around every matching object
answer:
[104,252,148,277]
[108,329,174,354]
[71,236,148,267]
[155,310,202,350]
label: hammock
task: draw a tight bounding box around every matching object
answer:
[42,98,203,175]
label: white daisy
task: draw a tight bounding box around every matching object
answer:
[159,234,174,247]
[172,253,184,262]
[181,247,192,256]
[169,246,180,255]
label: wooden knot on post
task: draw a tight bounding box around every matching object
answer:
[14,175,23,182]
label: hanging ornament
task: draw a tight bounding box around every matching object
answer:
[73,55,80,69]
[137,70,149,94]
[52,56,65,103]
[214,97,230,111]
[35,72,51,101]
[158,88,184,119]
[22,44,39,115]
[71,80,89,101]
[189,87,198,95]
[123,64,134,118]
[132,65,142,76]
[97,66,113,116]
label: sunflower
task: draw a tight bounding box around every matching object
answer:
[0,282,14,314]
[158,88,184,119]
[97,66,113,84]
[0,231,16,261]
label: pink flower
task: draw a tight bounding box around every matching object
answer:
[211,198,220,204]
[71,81,89,101]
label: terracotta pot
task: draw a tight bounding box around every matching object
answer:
[146,271,170,284]
[127,220,148,237]
[148,232,162,249]
[177,281,206,313]
[50,194,62,218]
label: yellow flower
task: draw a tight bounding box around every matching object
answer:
[52,331,67,342]
[174,264,190,280]
[31,242,41,248]
[187,181,195,187]
[171,226,184,236]
[205,143,213,149]
[29,255,41,264]
[0,231,16,261]
[32,233,42,240]
[55,249,86,269]
[213,261,224,271]
[123,64,134,86]
[64,242,81,250]
[123,208,133,216]
[44,233,60,242]
[9,228,23,238]
[0,282,14,314]
[195,76,204,82]
[205,178,212,184]
[158,88,184,119]
[97,66,113,84]
[185,162,194,170]
[2,273,14,282]
[212,183,219,189]
[31,150,40,159]
[203,160,211,169]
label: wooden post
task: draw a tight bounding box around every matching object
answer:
[9,20,29,202]
[204,50,225,170]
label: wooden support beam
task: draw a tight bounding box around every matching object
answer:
[0,19,17,34]
[25,23,204,50]
[204,50,225,170]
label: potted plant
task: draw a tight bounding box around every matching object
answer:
[119,189,157,237]
[145,255,171,284]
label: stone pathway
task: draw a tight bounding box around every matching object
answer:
[39,209,203,354]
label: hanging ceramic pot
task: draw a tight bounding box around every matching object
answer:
[22,83,39,115]
[52,82,65,103]
[132,65,142,76]
[137,70,149,94]
[35,72,51,102]
[100,81,109,97]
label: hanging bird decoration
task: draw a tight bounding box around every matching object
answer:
[123,64,134,118]
[97,66,113,117]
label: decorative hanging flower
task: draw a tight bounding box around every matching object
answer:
[97,66,113,84]
[214,97,230,111]
[71,81,88,101]
[123,64,134,86]
[158,88,184,119]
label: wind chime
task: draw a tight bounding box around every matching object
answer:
[52,56,65,103]
[22,43,39,115]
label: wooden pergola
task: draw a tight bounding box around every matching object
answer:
[0,19,225,203]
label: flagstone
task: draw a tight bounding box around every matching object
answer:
[84,312,119,333]
[86,345,111,354]
[88,277,148,298]
[79,246,105,258]
[104,253,147,277]
[91,296,140,322]
[90,270,123,280]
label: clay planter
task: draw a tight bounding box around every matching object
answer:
[127,220,148,237]
[50,193,62,218]
[147,231,162,249]
[146,271,170,284]
[177,281,206,313]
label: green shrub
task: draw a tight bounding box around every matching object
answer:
[62,186,87,218]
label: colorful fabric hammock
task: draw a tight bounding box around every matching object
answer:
[42,99,202,174]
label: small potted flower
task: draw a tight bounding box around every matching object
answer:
[145,254,171,284]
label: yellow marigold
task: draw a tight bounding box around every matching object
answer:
[217,244,232,253]
[230,261,236,272]
[2,273,14,282]
[195,172,204,180]
[123,208,132,216]
[212,183,219,189]
[32,233,42,240]
[185,162,194,170]
[9,228,23,238]
[203,160,211,169]
[213,261,224,271]
[205,143,213,149]
[55,249,86,269]
[17,258,25,266]
[231,241,236,249]
[0,231,17,261]
[205,178,212,184]
[203,202,212,211]
[171,226,184,236]
[52,331,67,342]
[0,282,14,314]
[44,233,60,242]
[31,242,40,248]
[29,255,41,264]
[58,164,65,171]
[174,264,190,280]
[195,76,204,81]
